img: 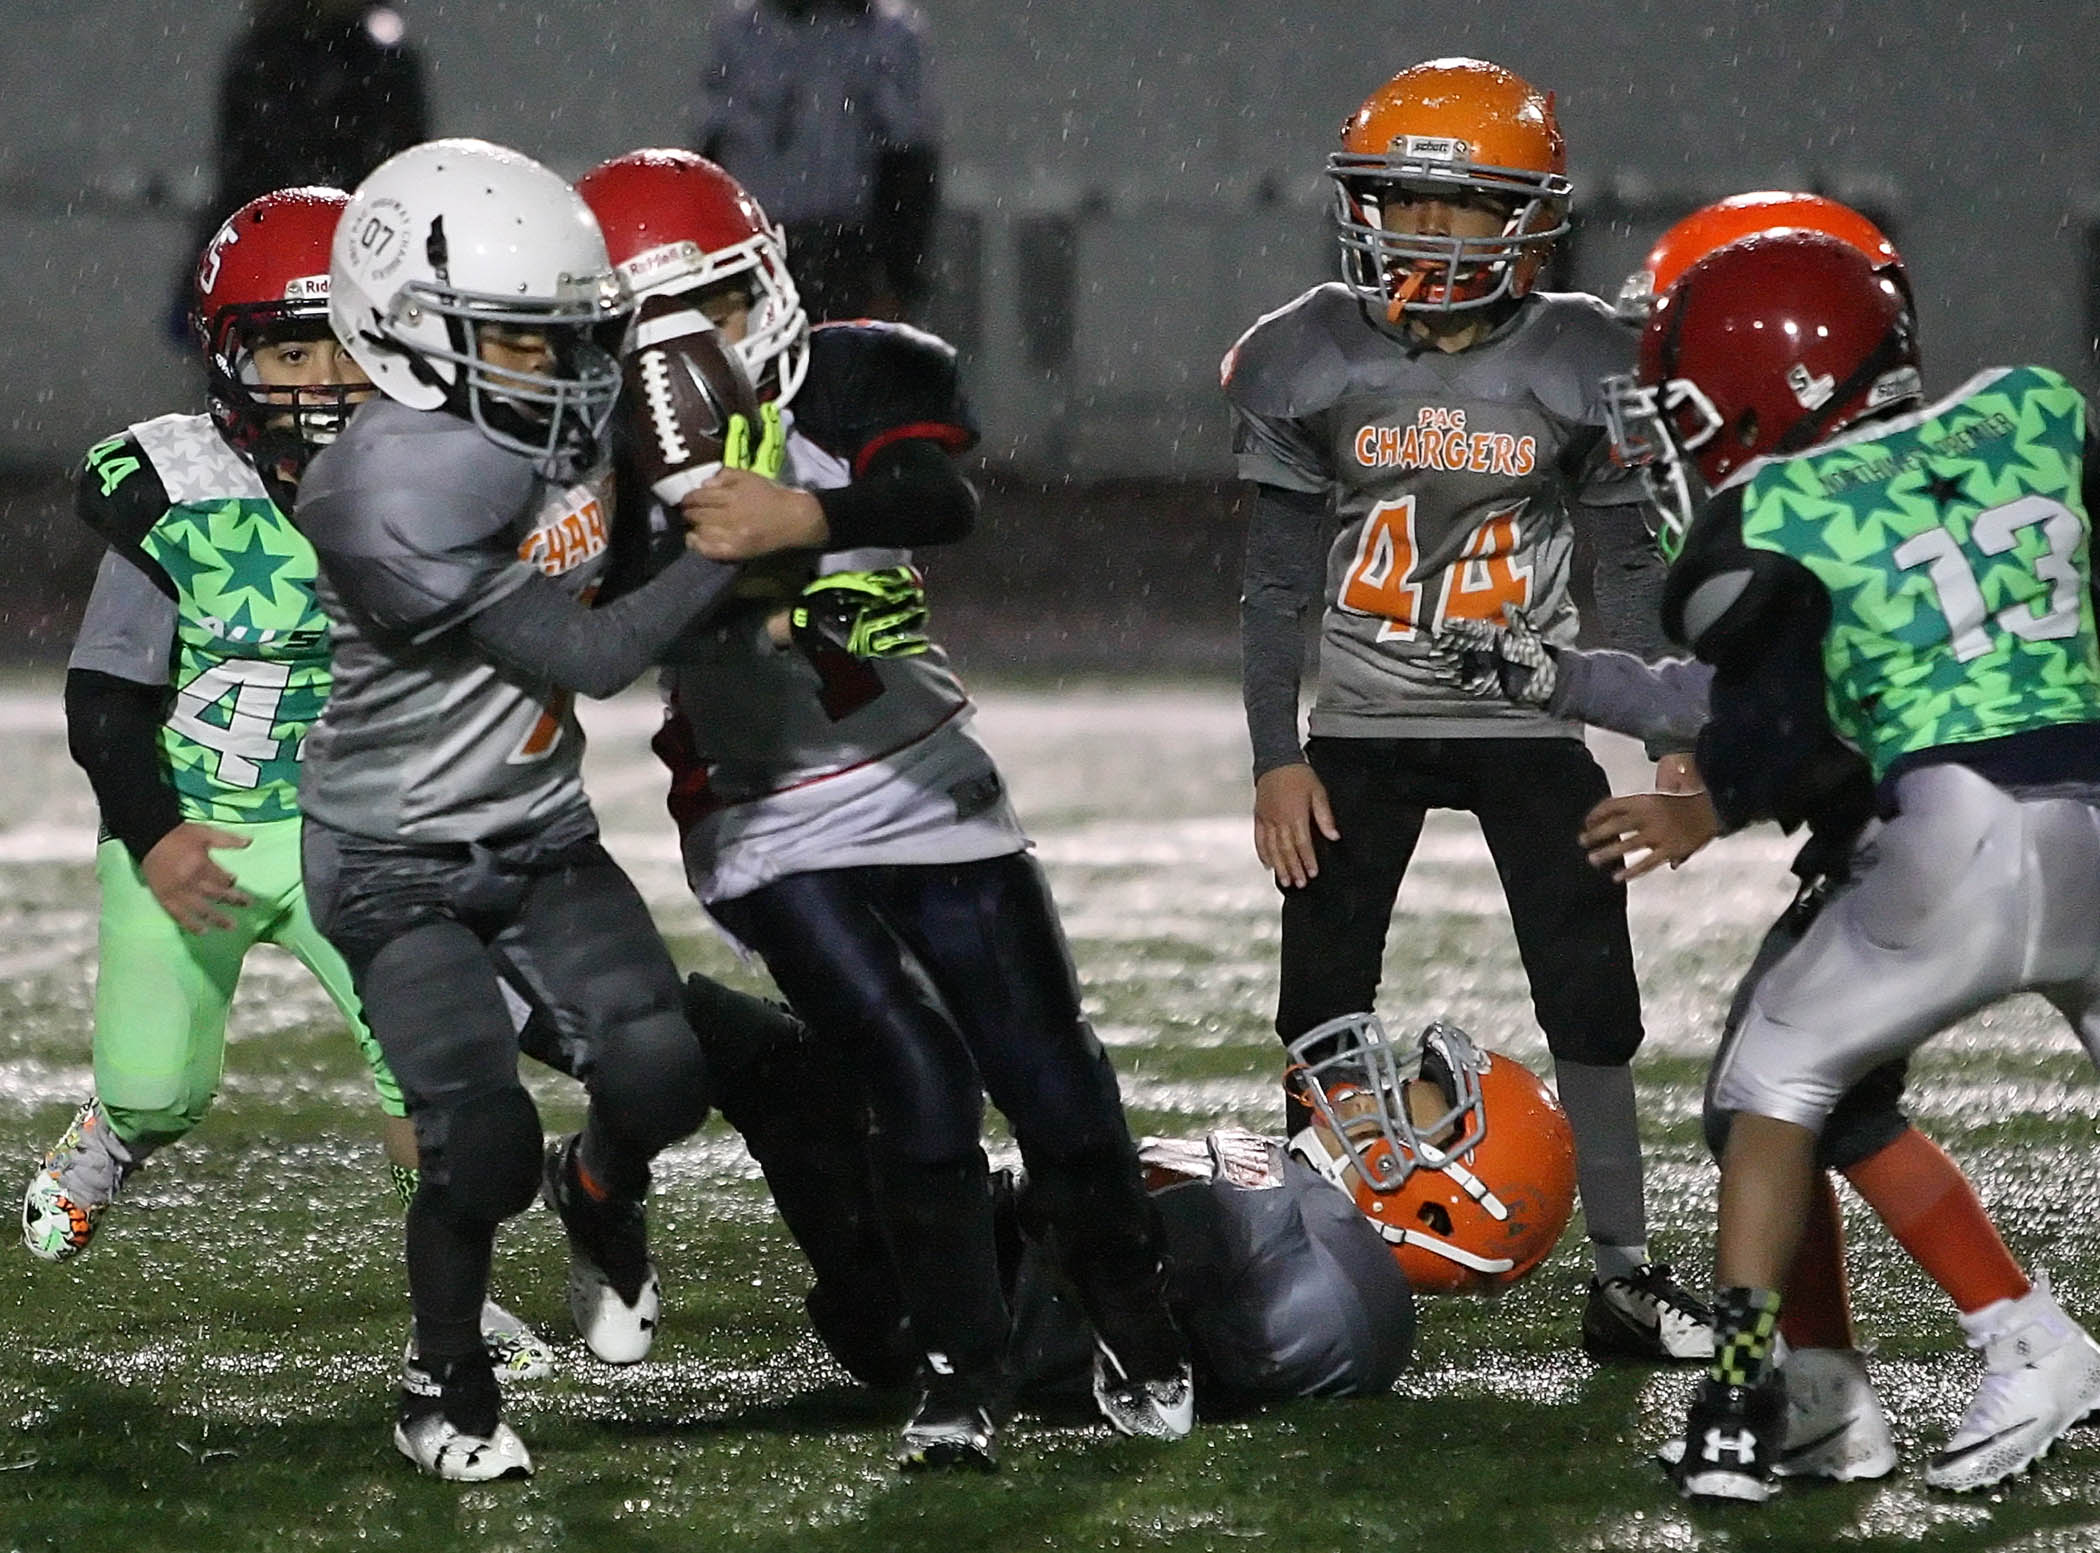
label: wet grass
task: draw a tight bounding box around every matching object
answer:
[4,678,2100,1549]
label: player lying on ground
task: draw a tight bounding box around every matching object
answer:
[1222,56,1711,1362]
[1443,193,2100,1495]
[25,184,550,1378]
[1602,229,2100,1503]
[298,139,795,1482]
[580,147,1193,1473]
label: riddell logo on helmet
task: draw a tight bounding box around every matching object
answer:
[282,275,329,301]
[1395,135,1468,162]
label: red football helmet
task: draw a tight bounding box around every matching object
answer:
[192,185,363,453]
[577,148,811,406]
[1328,58,1571,318]
[1602,231,1922,558]
[1616,191,1909,321]
[1286,1014,1577,1296]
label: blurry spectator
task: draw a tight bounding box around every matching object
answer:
[169,1,428,344]
[696,0,941,322]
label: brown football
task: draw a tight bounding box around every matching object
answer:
[623,291,763,503]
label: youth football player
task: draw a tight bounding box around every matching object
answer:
[24,185,550,1379]
[1221,57,1711,1360]
[579,147,1194,1472]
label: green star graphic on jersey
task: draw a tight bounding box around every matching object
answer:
[1735,365,2100,778]
[204,508,307,619]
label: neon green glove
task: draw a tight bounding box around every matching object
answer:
[722,401,787,480]
[790,567,931,661]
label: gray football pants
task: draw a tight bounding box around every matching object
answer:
[1711,763,2100,1131]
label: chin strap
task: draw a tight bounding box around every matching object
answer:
[1386,266,1431,323]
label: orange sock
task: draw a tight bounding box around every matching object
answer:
[1843,1127,2029,1315]
[1779,1172,1855,1350]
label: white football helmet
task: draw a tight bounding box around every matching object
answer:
[330,138,631,474]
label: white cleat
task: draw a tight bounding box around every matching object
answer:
[1659,1345,1898,1483]
[1926,1276,2100,1493]
[567,1260,661,1366]
[1091,1344,1195,1440]
[393,1413,535,1482]
[1773,1347,1897,1482]
[394,1357,533,1482]
[479,1299,556,1381]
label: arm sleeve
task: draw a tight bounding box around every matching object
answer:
[66,669,182,863]
[1548,648,1712,749]
[813,437,976,550]
[1241,483,1328,778]
[1694,587,1839,832]
[463,549,740,699]
[1579,499,1675,661]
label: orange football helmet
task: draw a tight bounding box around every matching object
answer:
[1286,1014,1577,1296]
[1616,191,1909,321]
[1329,58,1571,318]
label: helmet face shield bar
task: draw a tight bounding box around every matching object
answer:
[1285,1012,1490,1192]
[382,272,631,474]
[1600,371,1720,561]
[1329,151,1570,315]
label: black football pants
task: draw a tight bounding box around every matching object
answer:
[711,852,1178,1387]
[1277,735,1644,1063]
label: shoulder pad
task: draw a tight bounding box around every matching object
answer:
[1220,283,1359,418]
[296,400,539,637]
[794,321,978,471]
[1510,292,1638,425]
[74,431,171,550]
[1661,487,1817,668]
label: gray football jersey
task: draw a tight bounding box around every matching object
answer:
[661,419,970,802]
[1224,283,1640,738]
[295,399,617,842]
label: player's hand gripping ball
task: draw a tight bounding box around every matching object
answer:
[624,292,785,501]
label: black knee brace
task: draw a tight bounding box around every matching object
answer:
[590,1008,710,1156]
[421,1087,544,1225]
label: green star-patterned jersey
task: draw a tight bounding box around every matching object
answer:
[1672,366,2100,783]
[74,413,330,824]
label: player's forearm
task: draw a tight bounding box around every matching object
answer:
[814,439,976,549]
[467,551,738,698]
[1240,484,1326,777]
[1550,648,1711,750]
[1242,598,1308,778]
[65,668,182,862]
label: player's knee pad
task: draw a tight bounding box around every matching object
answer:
[590,1009,710,1155]
[683,973,804,1078]
[423,1087,543,1225]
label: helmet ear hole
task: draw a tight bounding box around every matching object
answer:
[1415,1201,1454,1236]
[1734,409,1760,448]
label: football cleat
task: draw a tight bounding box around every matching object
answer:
[478,1299,557,1381]
[1672,1374,1784,1503]
[395,1354,533,1482]
[21,1099,134,1263]
[1091,1342,1196,1441]
[1658,1345,1896,1482]
[1584,1262,1717,1362]
[1773,1347,1897,1481]
[895,1391,1000,1473]
[542,1137,661,1364]
[1925,1277,2100,1493]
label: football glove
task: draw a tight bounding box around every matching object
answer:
[789,567,931,661]
[1431,608,1558,707]
[721,401,787,481]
